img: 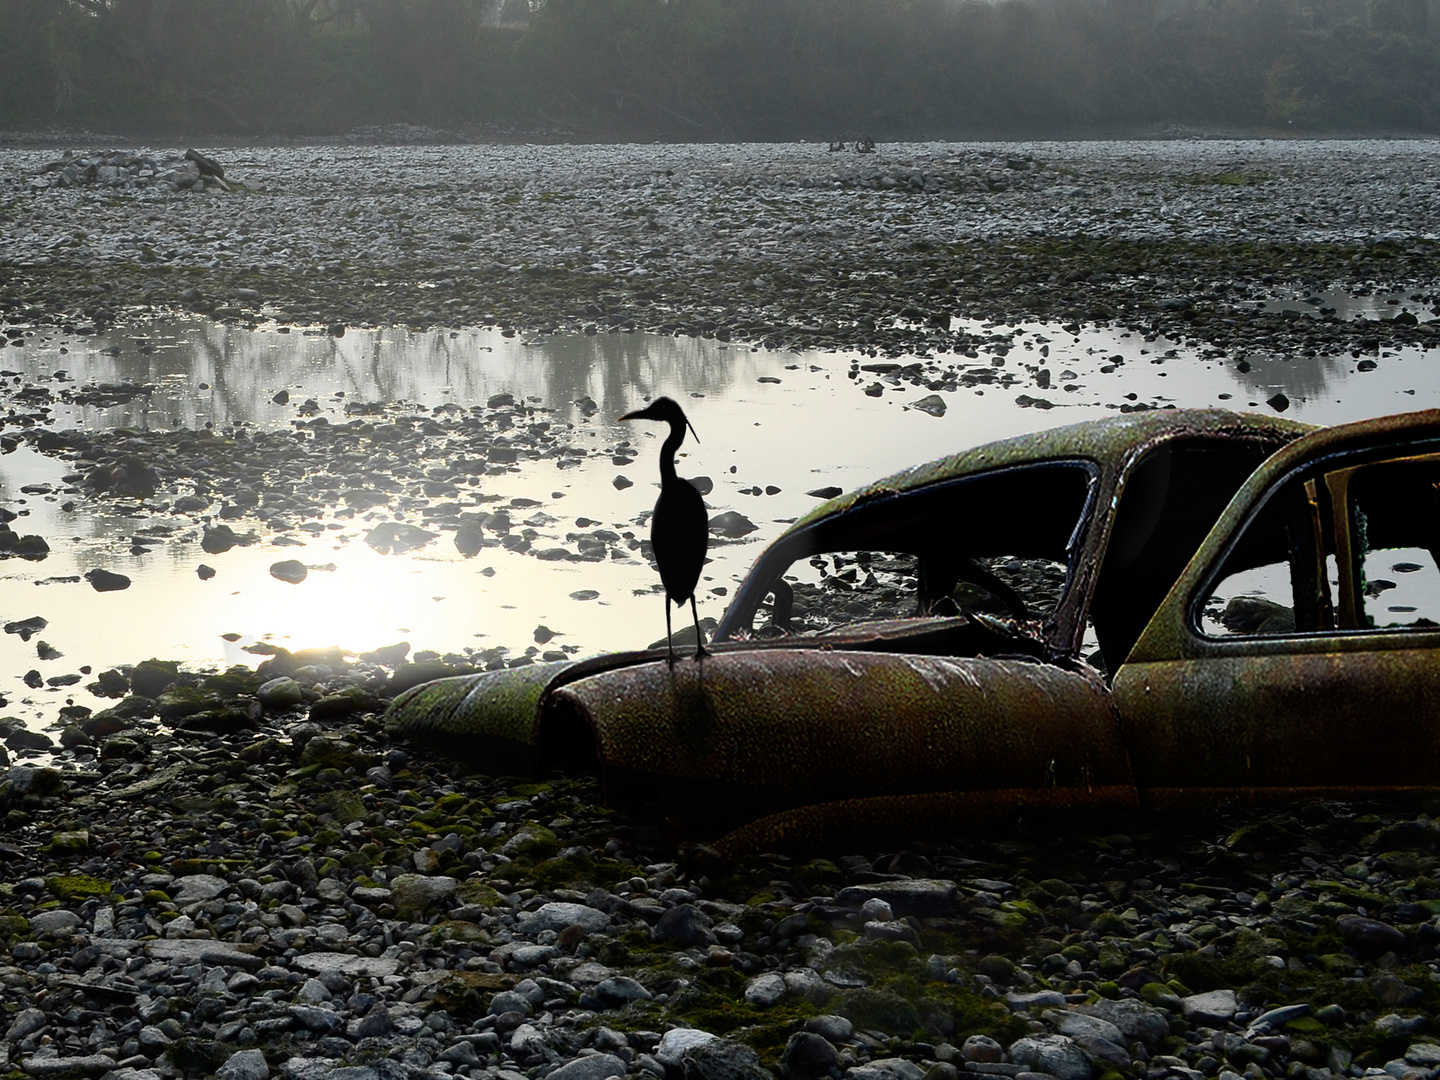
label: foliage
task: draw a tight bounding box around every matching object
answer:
[0,0,1437,133]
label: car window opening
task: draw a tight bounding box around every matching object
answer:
[1201,450,1440,637]
[742,462,1093,643]
[1091,439,1288,671]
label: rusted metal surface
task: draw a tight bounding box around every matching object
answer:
[1114,409,1440,798]
[717,409,1310,660]
[543,650,1132,826]
[1141,786,1440,812]
[385,661,569,772]
[379,409,1440,849]
[713,786,1143,857]
[1116,647,1440,790]
[781,409,1311,536]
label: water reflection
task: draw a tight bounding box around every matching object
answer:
[30,322,782,434]
[1256,288,1438,322]
[0,315,1437,743]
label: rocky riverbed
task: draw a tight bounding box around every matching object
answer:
[2,663,1440,1080]
[2,138,1440,1080]
[2,140,1440,366]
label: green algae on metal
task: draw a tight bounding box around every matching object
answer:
[384,659,576,768]
[784,409,1311,534]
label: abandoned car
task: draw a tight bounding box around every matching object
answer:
[386,408,1440,850]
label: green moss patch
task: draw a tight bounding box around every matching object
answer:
[46,875,114,900]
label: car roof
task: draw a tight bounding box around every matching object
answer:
[786,408,1314,533]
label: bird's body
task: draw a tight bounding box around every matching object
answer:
[619,397,710,664]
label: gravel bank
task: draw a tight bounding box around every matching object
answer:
[3,140,1440,363]
[2,660,1440,1080]
[3,140,1440,1080]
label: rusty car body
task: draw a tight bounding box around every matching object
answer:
[386,408,1440,851]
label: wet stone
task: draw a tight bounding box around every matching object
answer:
[1336,914,1407,952]
[850,1059,926,1080]
[785,1032,842,1076]
[744,971,787,1006]
[1007,1035,1092,1080]
[549,1054,629,1080]
[519,901,611,934]
[1183,989,1238,1025]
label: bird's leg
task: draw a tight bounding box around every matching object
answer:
[690,595,710,661]
[665,600,676,668]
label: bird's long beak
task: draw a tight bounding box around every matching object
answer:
[686,419,699,443]
[618,409,644,422]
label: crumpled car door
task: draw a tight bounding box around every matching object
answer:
[1112,410,1440,802]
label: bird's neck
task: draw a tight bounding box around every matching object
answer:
[659,422,684,483]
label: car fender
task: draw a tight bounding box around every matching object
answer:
[539,649,1137,833]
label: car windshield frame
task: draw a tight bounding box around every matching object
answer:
[714,458,1101,647]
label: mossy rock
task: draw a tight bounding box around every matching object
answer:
[1317,952,1361,974]
[836,987,923,1037]
[1097,942,1129,976]
[667,972,815,1051]
[130,658,181,698]
[978,954,1016,982]
[199,665,266,696]
[1364,821,1440,853]
[309,686,377,720]
[457,880,504,907]
[1163,948,1278,991]
[431,920,492,944]
[1232,926,1287,963]
[325,791,367,825]
[47,829,90,853]
[428,969,516,1016]
[155,687,224,719]
[46,874,112,899]
[297,735,376,771]
[97,695,159,721]
[1139,982,1183,1010]
[1226,818,1301,852]
[1024,878,1079,905]
[523,854,603,890]
[826,938,922,982]
[1377,850,1434,877]
[796,858,843,885]
[175,705,257,735]
[499,823,559,859]
[1090,910,1138,936]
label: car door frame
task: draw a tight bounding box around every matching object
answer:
[1112,409,1440,805]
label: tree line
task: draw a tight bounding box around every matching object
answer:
[1,0,1437,137]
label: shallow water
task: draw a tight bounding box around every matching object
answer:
[1255,287,1438,322]
[0,314,1437,738]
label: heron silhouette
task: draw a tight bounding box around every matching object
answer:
[620,397,710,665]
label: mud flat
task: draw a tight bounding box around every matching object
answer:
[2,140,1439,362]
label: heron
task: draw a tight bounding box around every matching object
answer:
[619,397,710,665]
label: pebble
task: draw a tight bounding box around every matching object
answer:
[1183,988,1239,1025]
[1007,1035,1092,1080]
